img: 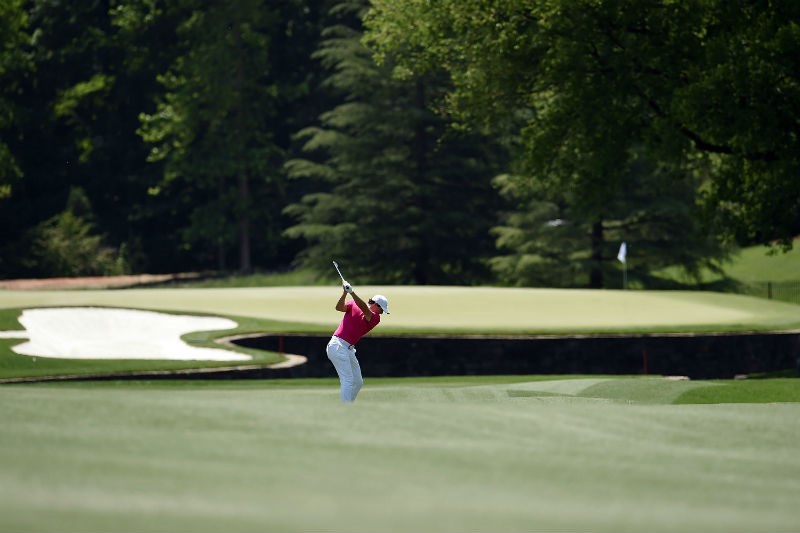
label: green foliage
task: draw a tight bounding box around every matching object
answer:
[2,0,798,284]
[31,212,121,276]
[365,0,800,252]
[28,187,128,277]
[0,0,29,197]
[137,0,277,271]
[285,0,504,284]
[52,73,114,162]
[0,0,180,277]
[135,0,329,272]
[490,174,588,287]
[491,150,731,288]
[0,0,332,278]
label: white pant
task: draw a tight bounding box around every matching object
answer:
[326,336,363,402]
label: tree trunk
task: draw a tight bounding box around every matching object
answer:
[238,173,251,273]
[412,78,429,285]
[217,176,226,271]
[233,22,251,273]
[589,220,604,288]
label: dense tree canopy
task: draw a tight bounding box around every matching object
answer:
[138,0,329,272]
[1,0,329,276]
[0,0,28,202]
[285,0,503,284]
[364,0,800,249]
[0,0,797,287]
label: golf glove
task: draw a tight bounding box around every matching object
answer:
[343,282,353,293]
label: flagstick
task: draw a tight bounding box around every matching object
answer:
[622,262,627,290]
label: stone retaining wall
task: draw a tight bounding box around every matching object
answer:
[233,331,800,379]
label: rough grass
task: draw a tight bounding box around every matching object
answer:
[656,240,800,285]
[675,378,800,404]
[0,377,798,532]
[723,242,800,282]
[0,338,254,379]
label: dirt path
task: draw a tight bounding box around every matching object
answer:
[0,273,201,290]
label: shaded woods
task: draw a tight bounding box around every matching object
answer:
[2,0,798,287]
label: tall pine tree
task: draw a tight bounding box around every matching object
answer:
[285,0,503,284]
[491,149,731,288]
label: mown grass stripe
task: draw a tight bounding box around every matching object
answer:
[1,379,798,532]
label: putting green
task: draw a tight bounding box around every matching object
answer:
[2,286,799,333]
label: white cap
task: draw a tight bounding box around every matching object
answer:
[371,294,390,314]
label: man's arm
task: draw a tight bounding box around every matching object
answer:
[335,290,348,312]
[350,291,374,321]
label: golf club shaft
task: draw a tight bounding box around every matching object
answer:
[332,261,346,283]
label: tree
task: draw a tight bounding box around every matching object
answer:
[139,0,328,272]
[28,187,128,277]
[490,175,587,287]
[138,0,273,272]
[492,151,730,288]
[0,0,32,276]
[1,0,333,278]
[0,0,28,201]
[364,0,800,256]
[284,0,503,284]
[0,0,182,277]
[0,0,118,277]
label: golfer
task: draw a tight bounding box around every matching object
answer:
[327,282,390,402]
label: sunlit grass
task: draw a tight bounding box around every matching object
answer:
[3,286,800,335]
[0,377,797,532]
[656,239,800,285]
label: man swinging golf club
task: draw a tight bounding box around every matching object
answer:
[327,261,390,402]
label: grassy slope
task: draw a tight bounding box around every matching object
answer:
[724,243,800,282]
[657,240,800,285]
[0,377,798,532]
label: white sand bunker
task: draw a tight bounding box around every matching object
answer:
[11,307,249,361]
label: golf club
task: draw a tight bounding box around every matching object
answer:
[332,260,346,284]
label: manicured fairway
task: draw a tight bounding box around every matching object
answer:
[1,377,798,532]
[2,286,800,334]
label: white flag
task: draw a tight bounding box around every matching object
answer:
[617,242,627,263]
